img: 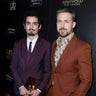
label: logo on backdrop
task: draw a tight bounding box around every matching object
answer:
[8,27,16,36]
[6,49,12,60]
[10,0,16,11]
[62,0,85,6]
[6,27,16,60]
[30,0,43,7]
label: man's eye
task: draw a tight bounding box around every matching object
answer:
[26,22,30,25]
[33,22,38,25]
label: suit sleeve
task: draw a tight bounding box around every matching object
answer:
[73,44,92,96]
[10,42,24,88]
[37,42,51,91]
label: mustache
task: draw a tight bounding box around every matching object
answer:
[28,29,35,31]
[59,28,67,30]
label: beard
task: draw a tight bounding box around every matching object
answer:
[58,28,72,38]
[27,29,35,36]
[27,32,35,36]
[60,32,70,37]
[59,29,69,37]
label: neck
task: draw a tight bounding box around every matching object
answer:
[60,32,74,42]
[28,34,38,40]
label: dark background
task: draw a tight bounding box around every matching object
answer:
[0,0,96,95]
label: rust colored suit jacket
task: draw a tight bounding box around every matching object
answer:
[46,35,92,96]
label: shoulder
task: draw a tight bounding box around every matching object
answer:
[77,37,90,47]
[39,37,51,45]
[74,36,91,50]
[13,37,26,48]
[14,37,26,44]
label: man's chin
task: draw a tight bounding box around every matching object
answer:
[60,33,69,37]
[28,33,35,36]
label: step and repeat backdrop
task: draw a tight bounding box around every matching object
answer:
[0,0,96,95]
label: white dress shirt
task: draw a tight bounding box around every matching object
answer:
[27,35,39,52]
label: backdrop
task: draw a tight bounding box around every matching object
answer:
[0,0,96,95]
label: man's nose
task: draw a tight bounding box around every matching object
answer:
[30,24,33,29]
[61,22,65,28]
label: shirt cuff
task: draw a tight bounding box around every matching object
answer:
[36,88,41,93]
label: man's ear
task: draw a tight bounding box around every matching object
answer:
[39,24,42,29]
[73,22,76,28]
[23,24,26,29]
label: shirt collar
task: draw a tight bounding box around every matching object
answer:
[27,35,39,44]
[56,32,74,45]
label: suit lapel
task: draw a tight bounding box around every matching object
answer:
[32,37,41,55]
[22,37,41,56]
[52,35,77,70]
[27,37,41,64]
[51,42,57,72]
[19,37,42,72]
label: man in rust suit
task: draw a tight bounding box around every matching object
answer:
[46,8,92,96]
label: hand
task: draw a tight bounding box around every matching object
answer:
[19,86,30,96]
[31,89,40,96]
